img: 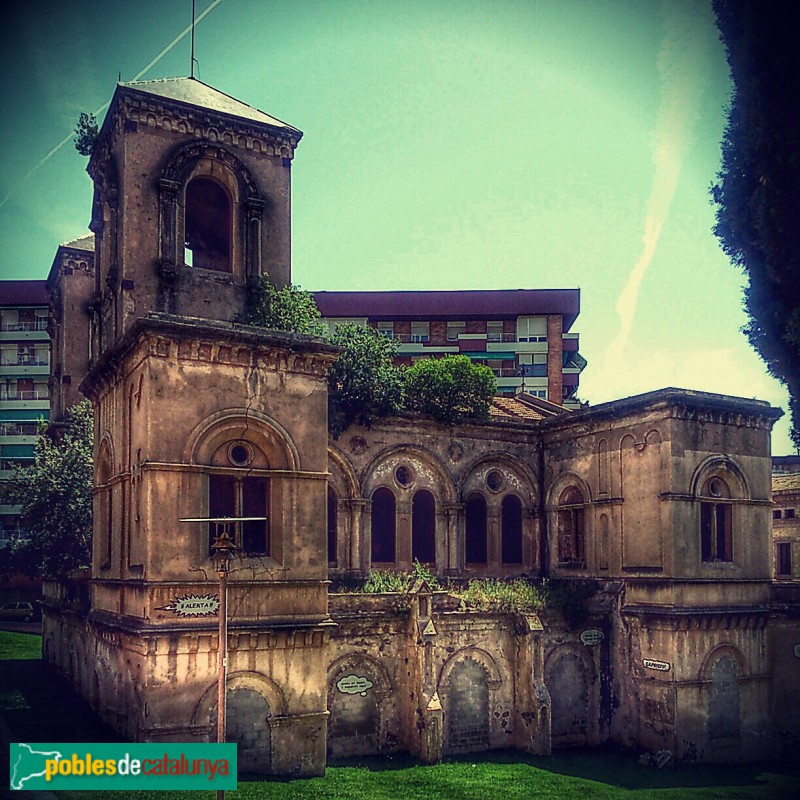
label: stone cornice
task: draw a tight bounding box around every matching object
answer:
[540,387,783,435]
[80,313,340,399]
[89,84,302,180]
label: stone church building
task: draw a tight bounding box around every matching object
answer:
[43,77,800,775]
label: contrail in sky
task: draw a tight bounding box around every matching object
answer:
[604,0,713,371]
[0,0,224,211]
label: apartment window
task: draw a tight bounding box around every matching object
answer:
[700,477,732,562]
[411,322,430,343]
[208,474,269,555]
[774,510,783,520]
[487,321,503,342]
[786,509,796,519]
[557,486,586,565]
[376,322,394,339]
[517,316,547,342]
[447,321,466,342]
[777,542,792,576]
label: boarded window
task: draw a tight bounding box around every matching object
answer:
[328,486,338,566]
[777,542,792,576]
[412,490,436,564]
[557,486,585,564]
[371,487,396,563]
[208,474,269,555]
[465,493,488,565]
[501,494,523,565]
[184,177,232,272]
[700,478,732,562]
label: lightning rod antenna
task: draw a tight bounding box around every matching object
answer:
[190,0,197,78]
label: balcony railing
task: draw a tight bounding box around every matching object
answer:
[0,391,49,401]
[1,320,48,332]
[0,358,50,367]
[0,422,39,436]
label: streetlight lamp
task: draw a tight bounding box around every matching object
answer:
[180,516,265,800]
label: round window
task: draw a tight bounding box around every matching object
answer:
[708,478,724,498]
[228,442,253,467]
[395,465,414,488]
[486,470,504,492]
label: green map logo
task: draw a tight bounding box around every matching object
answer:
[9,742,237,791]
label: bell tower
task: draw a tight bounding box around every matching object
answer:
[87,77,302,358]
[45,78,336,776]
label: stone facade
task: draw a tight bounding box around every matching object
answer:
[41,76,800,776]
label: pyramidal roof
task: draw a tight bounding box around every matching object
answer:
[119,77,301,135]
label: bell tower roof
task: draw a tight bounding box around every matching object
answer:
[117,77,301,136]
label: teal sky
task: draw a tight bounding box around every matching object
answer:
[1,0,793,453]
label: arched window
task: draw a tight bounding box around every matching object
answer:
[557,486,585,564]
[371,487,396,564]
[465,493,488,565]
[184,177,232,272]
[501,494,523,565]
[207,441,269,555]
[412,490,436,565]
[700,477,732,562]
[327,486,338,566]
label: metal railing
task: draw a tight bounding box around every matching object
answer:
[0,320,48,332]
[0,358,49,367]
[0,422,39,436]
[0,391,49,401]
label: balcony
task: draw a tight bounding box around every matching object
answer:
[0,391,49,401]
[0,320,49,343]
[1,321,48,332]
[0,358,50,377]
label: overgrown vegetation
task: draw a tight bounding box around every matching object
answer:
[343,570,597,624]
[2,400,93,579]
[242,276,326,336]
[404,354,496,426]
[455,578,544,614]
[327,323,403,438]
[541,578,598,626]
[711,0,800,448]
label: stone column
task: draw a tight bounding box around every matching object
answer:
[396,500,412,570]
[347,498,369,575]
[487,506,501,570]
[444,502,464,576]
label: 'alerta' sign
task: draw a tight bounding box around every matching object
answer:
[156,595,220,617]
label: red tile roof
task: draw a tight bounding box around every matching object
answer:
[313,289,581,331]
[1,280,49,306]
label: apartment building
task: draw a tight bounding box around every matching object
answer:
[0,281,50,545]
[314,289,587,406]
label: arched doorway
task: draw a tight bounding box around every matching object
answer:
[445,659,490,754]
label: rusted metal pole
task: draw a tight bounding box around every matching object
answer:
[216,560,228,800]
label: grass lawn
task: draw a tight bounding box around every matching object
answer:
[2,632,798,800]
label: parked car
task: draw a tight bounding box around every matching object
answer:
[0,601,36,622]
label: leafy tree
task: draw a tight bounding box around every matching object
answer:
[328,324,403,437]
[403,355,496,426]
[73,112,99,156]
[711,0,800,448]
[242,276,326,336]
[2,400,93,579]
